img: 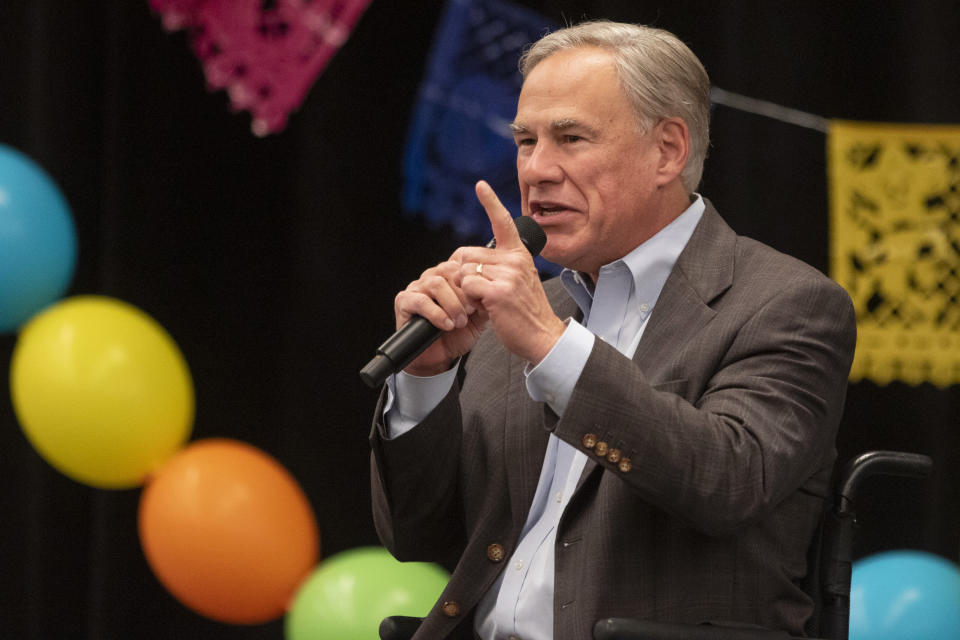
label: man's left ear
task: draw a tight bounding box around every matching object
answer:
[654,117,690,187]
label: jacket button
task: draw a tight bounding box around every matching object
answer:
[441,600,461,617]
[582,433,597,449]
[618,457,633,473]
[594,441,608,457]
[606,448,621,463]
[487,543,505,562]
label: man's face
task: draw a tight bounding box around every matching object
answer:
[513,47,673,278]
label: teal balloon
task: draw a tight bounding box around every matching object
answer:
[0,144,77,333]
[285,547,449,640]
[850,550,960,640]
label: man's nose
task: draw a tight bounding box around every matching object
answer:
[518,142,564,185]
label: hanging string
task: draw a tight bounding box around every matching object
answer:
[711,86,830,133]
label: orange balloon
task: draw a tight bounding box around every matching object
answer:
[138,439,319,625]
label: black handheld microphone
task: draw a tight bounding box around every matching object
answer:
[359,216,547,388]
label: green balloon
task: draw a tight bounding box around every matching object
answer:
[285,546,450,640]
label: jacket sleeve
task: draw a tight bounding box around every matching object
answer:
[370,382,468,567]
[552,274,857,536]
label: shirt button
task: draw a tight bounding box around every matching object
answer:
[487,543,505,562]
[555,491,563,503]
[640,303,649,312]
[514,560,524,570]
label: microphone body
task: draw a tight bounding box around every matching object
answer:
[360,217,546,388]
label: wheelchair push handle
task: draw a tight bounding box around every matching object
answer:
[836,450,933,515]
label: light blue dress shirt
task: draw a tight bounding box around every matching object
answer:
[384,196,705,640]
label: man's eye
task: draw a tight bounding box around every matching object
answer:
[516,137,535,147]
[563,135,582,143]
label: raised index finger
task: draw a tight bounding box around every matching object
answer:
[475,180,522,251]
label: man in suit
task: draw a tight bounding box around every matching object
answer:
[370,20,856,640]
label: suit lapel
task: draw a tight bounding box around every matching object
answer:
[633,200,735,368]
[503,201,738,520]
[576,200,736,489]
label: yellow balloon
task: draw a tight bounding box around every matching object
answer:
[10,295,194,488]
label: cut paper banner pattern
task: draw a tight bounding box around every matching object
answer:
[402,0,557,272]
[829,120,960,386]
[150,0,372,135]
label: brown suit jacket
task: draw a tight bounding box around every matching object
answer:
[370,201,857,639]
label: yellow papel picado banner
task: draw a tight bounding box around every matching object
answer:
[829,120,960,386]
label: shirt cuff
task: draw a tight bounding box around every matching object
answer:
[524,320,594,416]
[383,365,459,440]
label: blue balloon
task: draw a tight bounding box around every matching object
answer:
[850,550,960,640]
[0,144,77,333]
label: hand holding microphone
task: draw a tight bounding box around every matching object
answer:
[359,211,546,388]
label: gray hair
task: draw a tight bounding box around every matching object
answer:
[519,20,710,192]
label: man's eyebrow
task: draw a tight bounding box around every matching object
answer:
[509,119,597,135]
[550,118,582,131]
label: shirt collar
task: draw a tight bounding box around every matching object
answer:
[561,194,706,317]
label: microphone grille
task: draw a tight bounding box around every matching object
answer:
[514,216,547,257]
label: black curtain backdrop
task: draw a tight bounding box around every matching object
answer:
[1,1,958,637]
